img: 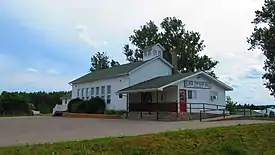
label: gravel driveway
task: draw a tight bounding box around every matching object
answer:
[0,116,272,147]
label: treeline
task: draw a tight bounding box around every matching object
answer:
[235,104,274,110]
[0,91,68,116]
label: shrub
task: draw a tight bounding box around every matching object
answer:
[67,98,83,113]
[86,97,106,114]
[75,101,87,113]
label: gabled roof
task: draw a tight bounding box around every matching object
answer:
[141,43,165,52]
[117,71,233,93]
[70,60,149,84]
[117,72,195,93]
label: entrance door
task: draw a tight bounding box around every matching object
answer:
[179,89,187,112]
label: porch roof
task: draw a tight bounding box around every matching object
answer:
[117,72,195,93]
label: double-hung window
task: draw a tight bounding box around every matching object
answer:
[107,85,111,104]
[101,86,105,100]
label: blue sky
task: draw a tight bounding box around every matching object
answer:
[0,0,274,105]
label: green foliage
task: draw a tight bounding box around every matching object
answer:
[86,97,106,114]
[226,96,237,114]
[123,17,218,77]
[247,0,275,97]
[67,98,83,113]
[68,97,106,114]
[0,91,67,115]
[90,52,120,72]
[104,109,126,115]
[1,123,275,154]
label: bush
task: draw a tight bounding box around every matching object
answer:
[67,98,83,113]
[86,97,106,114]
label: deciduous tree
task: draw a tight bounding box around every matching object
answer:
[123,17,218,77]
[247,0,275,97]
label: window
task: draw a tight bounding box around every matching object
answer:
[107,85,111,104]
[81,88,84,97]
[148,51,151,56]
[158,51,161,56]
[65,99,67,104]
[101,86,105,100]
[96,87,99,97]
[153,50,157,56]
[144,51,147,56]
[77,89,80,97]
[86,88,89,98]
[90,87,94,97]
[210,91,218,101]
[188,90,196,99]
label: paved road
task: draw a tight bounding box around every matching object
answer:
[0,116,272,146]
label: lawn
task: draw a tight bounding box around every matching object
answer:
[0,123,274,155]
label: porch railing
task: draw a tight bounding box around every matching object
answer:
[186,102,226,113]
[129,102,178,112]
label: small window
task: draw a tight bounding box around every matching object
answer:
[91,87,94,97]
[81,88,84,97]
[153,50,157,56]
[158,51,161,56]
[96,87,99,96]
[107,85,111,104]
[188,90,196,99]
[86,88,89,97]
[77,89,80,97]
[101,86,105,100]
[144,51,147,56]
[148,51,151,56]
[65,99,67,104]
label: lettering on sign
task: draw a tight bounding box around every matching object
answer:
[184,80,211,89]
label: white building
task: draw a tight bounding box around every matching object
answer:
[54,43,233,116]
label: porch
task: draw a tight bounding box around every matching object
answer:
[117,74,228,121]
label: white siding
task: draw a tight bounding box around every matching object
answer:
[129,58,172,86]
[143,45,164,61]
[71,75,129,110]
[177,74,227,113]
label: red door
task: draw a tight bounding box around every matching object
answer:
[179,89,187,112]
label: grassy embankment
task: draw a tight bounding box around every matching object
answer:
[0,123,274,155]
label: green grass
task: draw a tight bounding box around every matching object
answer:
[1,123,275,155]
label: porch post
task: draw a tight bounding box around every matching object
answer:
[140,92,143,119]
[156,91,159,120]
[126,93,129,119]
[177,85,180,116]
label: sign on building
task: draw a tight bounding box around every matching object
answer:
[184,80,211,89]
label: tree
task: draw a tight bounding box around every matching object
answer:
[247,0,275,97]
[90,52,120,72]
[123,17,218,77]
[226,96,237,114]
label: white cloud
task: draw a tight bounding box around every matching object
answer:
[26,67,39,73]
[76,24,97,47]
[2,0,274,104]
[0,54,73,91]
[46,69,60,75]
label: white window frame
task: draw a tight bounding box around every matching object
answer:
[77,89,80,97]
[86,88,89,99]
[187,90,196,99]
[148,50,151,56]
[81,88,84,97]
[96,87,99,97]
[101,86,105,100]
[144,51,147,56]
[107,85,111,104]
[153,50,157,56]
[90,87,94,98]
